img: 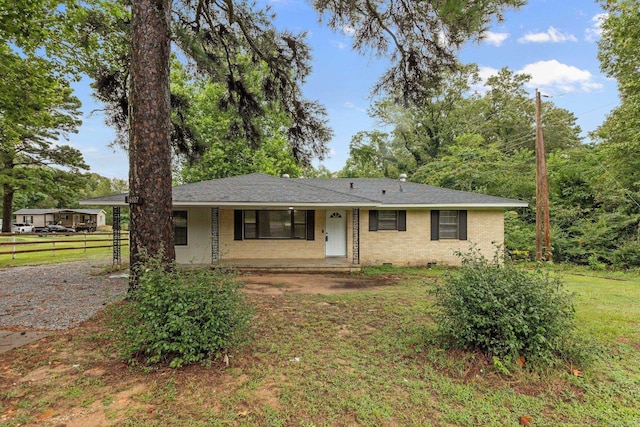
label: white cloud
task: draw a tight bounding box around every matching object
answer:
[518,26,578,43]
[342,101,367,113]
[471,61,601,94]
[518,60,602,93]
[478,65,500,81]
[466,66,499,94]
[585,13,607,42]
[483,31,510,47]
[330,39,347,49]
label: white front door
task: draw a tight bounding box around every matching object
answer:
[325,211,347,257]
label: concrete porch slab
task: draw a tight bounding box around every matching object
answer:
[211,258,361,273]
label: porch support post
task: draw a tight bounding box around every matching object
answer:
[352,208,360,264]
[112,206,121,267]
[211,207,220,263]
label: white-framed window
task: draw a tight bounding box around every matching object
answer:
[439,210,459,239]
[430,210,467,241]
[368,210,406,231]
[173,211,188,245]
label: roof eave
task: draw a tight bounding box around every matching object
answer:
[376,203,529,209]
[80,200,528,209]
[172,201,376,208]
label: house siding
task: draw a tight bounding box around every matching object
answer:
[15,211,106,228]
[175,207,215,264]
[359,209,504,266]
[27,214,54,227]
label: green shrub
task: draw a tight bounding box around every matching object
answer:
[118,258,252,367]
[611,241,640,269]
[434,248,575,366]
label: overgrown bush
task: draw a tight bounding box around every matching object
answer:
[117,258,252,368]
[434,248,575,366]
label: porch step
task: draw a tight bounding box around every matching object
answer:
[212,258,361,273]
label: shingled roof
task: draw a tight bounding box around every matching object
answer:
[14,208,105,215]
[80,173,528,208]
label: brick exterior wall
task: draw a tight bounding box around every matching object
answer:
[359,209,504,266]
[176,207,504,266]
[219,209,329,259]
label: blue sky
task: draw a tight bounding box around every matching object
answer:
[68,0,615,180]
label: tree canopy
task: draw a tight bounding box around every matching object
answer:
[171,59,303,182]
[0,43,87,232]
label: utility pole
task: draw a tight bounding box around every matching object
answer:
[535,89,552,261]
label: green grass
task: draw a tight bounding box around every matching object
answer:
[0,233,129,267]
[1,265,639,426]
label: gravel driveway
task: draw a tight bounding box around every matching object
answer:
[0,261,128,331]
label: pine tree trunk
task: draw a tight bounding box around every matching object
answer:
[2,182,14,233]
[129,0,175,289]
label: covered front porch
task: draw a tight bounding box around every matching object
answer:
[109,206,362,271]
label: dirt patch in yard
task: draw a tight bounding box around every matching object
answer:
[238,272,403,295]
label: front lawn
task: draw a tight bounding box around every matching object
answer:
[0,266,638,426]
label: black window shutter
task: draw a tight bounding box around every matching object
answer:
[431,210,439,240]
[306,210,315,240]
[369,210,378,231]
[234,210,243,240]
[398,210,407,231]
[459,210,468,240]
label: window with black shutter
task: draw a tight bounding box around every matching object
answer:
[368,210,406,231]
[234,209,314,240]
[431,210,467,240]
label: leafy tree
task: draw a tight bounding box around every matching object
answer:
[172,61,303,182]
[302,165,335,178]
[582,0,640,267]
[599,0,640,100]
[0,1,117,231]
[412,133,535,201]
[369,64,481,167]
[337,64,588,261]
[75,0,335,276]
[0,0,77,68]
[339,131,398,178]
[349,66,581,181]
[595,0,640,196]
[0,45,87,232]
[478,68,535,153]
